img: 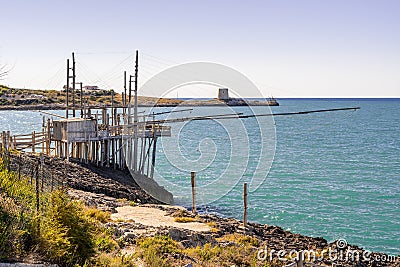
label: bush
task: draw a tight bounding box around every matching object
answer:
[135,235,181,266]
[0,156,119,265]
[40,190,96,265]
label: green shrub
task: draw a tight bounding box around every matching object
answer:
[0,156,119,265]
[135,235,180,266]
[40,190,96,265]
[94,229,119,253]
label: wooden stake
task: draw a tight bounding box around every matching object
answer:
[191,171,196,214]
[296,251,304,267]
[32,131,36,153]
[243,182,248,228]
[6,131,10,150]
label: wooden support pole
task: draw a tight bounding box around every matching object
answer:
[120,138,124,170]
[132,50,139,173]
[66,59,69,118]
[80,82,83,117]
[66,141,69,160]
[46,118,51,155]
[138,138,144,174]
[123,71,127,107]
[72,52,76,117]
[128,75,132,104]
[191,171,196,214]
[150,137,157,178]
[243,182,248,228]
[112,139,116,169]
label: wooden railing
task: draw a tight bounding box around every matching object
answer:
[1,131,50,153]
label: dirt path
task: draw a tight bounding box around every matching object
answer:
[111,205,211,232]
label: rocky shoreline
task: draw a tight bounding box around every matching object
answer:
[71,188,399,267]
[0,98,278,111]
[5,154,400,266]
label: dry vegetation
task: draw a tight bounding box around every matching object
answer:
[0,85,183,108]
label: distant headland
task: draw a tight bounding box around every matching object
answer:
[0,85,278,110]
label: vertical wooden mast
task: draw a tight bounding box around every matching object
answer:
[72,52,76,117]
[66,59,69,118]
[133,50,139,173]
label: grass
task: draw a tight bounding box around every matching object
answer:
[174,217,197,223]
[217,233,260,247]
[183,242,260,266]
[84,207,111,223]
[134,235,182,266]
[132,235,279,267]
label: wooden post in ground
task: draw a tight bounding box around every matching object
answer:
[243,182,248,228]
[11,136,16,150]
[296,251,304,267]
[6,131,11,150]
[35,160,40,212]
[35,159,40,236]
[191,171,196,214]
[32,131,36,153]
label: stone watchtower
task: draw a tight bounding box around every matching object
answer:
[218,88,229,100]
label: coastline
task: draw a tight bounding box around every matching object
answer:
[0,98,278,111]
[2,153,398,266]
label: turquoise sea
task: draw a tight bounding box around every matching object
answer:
[0,99,399,255]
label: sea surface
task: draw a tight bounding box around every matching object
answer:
[0,99,398,255]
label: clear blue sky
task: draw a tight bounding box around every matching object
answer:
[1,0,399,97]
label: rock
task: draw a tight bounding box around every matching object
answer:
[123,232,136,240]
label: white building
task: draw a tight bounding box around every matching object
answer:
[83,85,99,91]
